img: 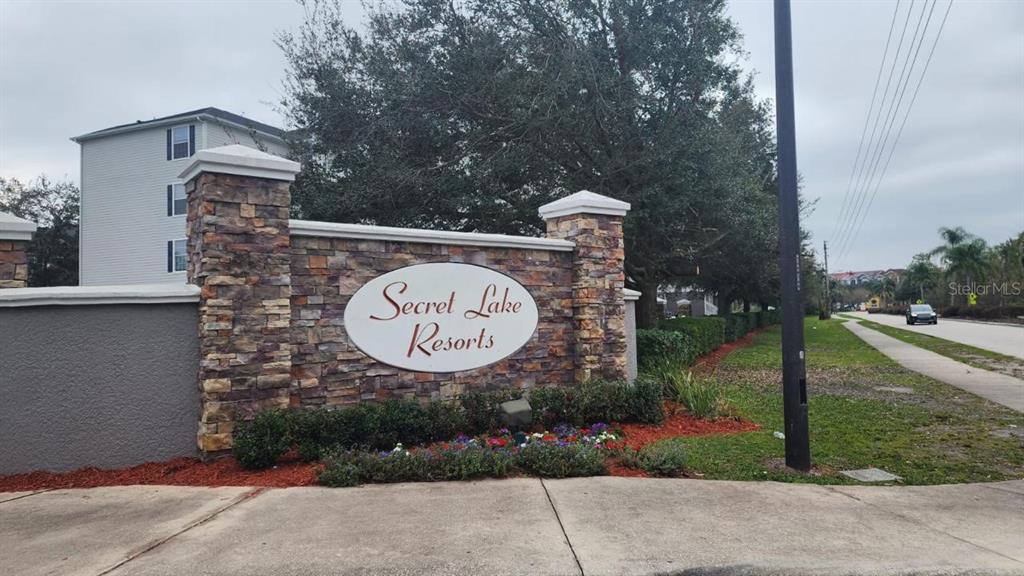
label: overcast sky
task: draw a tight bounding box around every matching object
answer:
[1,0,1021,271]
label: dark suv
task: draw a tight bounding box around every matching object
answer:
[906,304,938,325]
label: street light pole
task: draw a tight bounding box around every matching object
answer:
[773,0,811,471]
[822,240,831,320]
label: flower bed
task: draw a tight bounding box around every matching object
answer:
[0,411,758,491]
[318,424,622,487]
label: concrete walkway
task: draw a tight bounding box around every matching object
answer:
[2,478,1023,576]
[845,320,1024,412]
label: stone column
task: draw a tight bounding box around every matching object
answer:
[0,212,36,289]
[180,145,301,453]
[539,191,631,383]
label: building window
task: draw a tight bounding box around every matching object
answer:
[168,125,193,160]
[167,182,186,216]
[168,239,187,273]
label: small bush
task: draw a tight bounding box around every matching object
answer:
[631,375,665,424]
[574,379,634,424]
[674,372,722,419]
[637,329,695,370]
[635,441,688,476]
[460,389,519,435]
[232,410,292,470]
[425,400,467,441]
[375,399,433,448]
[432,444,517,480]
[516,442,608,478]
[530,386,572,428]
[531,379,660,427]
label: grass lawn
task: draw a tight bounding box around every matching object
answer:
[845,316,1024,379]
[665,317,1024,485]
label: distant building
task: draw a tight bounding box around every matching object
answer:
[829,268,905,287]
[71,108,289,285]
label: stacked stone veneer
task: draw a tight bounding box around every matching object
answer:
[546,213,627,382]
[186,172,294,452]
[183,146,629,453]
[0,240,30,288]
[290,239,574,405]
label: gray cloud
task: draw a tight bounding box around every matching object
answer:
[1,0,1020,272]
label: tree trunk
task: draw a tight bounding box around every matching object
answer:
[743,300,751,313]
[718,288,733,317]
[636,278,661,328]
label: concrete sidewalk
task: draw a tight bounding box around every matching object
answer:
[844,320,1024,412]
[2,478,1023,576]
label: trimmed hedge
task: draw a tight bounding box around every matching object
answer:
[637,329,694,369]
[530,378,664,428]
[659,317,726,356]
[637,311,781,373]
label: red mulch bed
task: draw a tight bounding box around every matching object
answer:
[0,329,765,491]
[0,409,759,489]
[0,452,318,492]
[692,327,767,374]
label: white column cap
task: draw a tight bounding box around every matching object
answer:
[179,144,301,183]
[538,190,630,219]
[0,211,37,241]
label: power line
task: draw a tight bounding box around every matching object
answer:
[832,0,902,243]
[838,0,938,260]
[832,0,917,254]
[838,0,954,262]
[836,0,933,259]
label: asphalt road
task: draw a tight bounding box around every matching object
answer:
[847,311,1024,360]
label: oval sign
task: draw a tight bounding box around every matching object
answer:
[343,262,539,373]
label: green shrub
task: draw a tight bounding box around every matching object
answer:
[659,317,725,356]
[631,375,665,424]
[375,399,433,448]
[636,328,695,370]
[232,410,293,470]
[673,371,722,419]
[432,444,517,480]
[574,379,634,424]
[635,441,688,476]
[316,459,362,487]
[723,314,747,342]
[530,386,572,428]
[531,379,659,427]
[460,389,519,434]
[425,400,467,441]
[642,359,688,398]
[516,443,608,478]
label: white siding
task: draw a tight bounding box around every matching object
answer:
[79,120,289,286]
[203,120,289,157]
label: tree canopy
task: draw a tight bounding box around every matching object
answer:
[0,176,79,287]
[280,0,783,326]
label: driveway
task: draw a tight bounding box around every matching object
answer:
[847,311,1024,359]
[2,478,1023,576]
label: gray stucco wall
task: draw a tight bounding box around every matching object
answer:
[0,303,199,474]
[626,299,638,381]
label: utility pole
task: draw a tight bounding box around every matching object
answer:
[773,0,811,471]
[821,241,831,320]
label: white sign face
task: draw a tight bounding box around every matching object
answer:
[343,262,540,373]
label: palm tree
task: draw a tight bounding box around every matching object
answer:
[904,253,940,302]
[930,227,988,306]
[929,226,974,258]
